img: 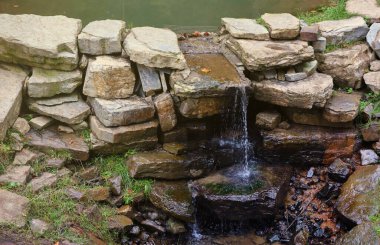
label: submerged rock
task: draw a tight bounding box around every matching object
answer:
[261,13,300,40]
[221,18,269,40]
[0,189,29,227]
[193,163,292,222]
[0,14,82,71]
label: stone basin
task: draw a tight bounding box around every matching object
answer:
[192,163,293,223]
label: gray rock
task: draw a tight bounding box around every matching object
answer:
[27,68,82,98]
[370,60,380,71]
[88,96,155,127]
[364,71,380,93]
[323,91,362,122]
[12,117,30,135]
[366,23,380,57]
[141,219,166,233]
[312,37,327,53]
[78,19,126,55]
[0,165,32,186]
[29,116,54,130]
[336,222,380,245]
[261,13,300,39]
[58,125,74,134]
[256,111,281,130]
[70,121,88,131]
[136,64,162,96]
[154,93,177,132]
[317,16,369,45]
[360,149,379,165]
[0,14,82,71]
[0,64,28,141]
[221,18,269,40]
[263,69,277,80]
[0,189,29,227]
[83,55,136,99]
[30,219,50,235]
[285,72,307,82]
[124,27,187,70]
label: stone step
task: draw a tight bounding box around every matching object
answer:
[221,18,269,40]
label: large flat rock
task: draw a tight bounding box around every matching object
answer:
[316,44,374,89]
[323,91,362,123]
[78,19,126,55]
[253,73,333,109]
[0,64,28,141]
[124,27,187,70]
[27,68,82,98]
[261,13,300,40]
[0,14,82,71]
[221,18,269,40]
[83,55,136,99]
[88,96,155,127]
[346,0,380,21]
[0,189,29,227]
[227,38,314,71]
[316,16,369,45]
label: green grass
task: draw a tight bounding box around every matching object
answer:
[358,92,380,128]
[79,129,91,146]
[298,0,352,24]
[325,40,364,52]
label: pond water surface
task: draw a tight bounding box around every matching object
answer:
[0,0,328,31]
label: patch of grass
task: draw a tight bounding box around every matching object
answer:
[357,92,380,128]
[205,181,264,195]
[255,17,266,26]
[79,129,91,146]
[46,149,72,160]
[22,114,34,122]
[298,0,352,24]
[325,40,364,52]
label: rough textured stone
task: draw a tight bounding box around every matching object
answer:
[323,92,362,122]
[136,64,162,96]
[221,18,269,40]
[78,20,126,55]
[316,44,374,88]
[29,116,54,130]
[227,38,314,71]
[12,117,30,135]
[253,73,333,109]
[360,149,379,165]
[364,71,380,93]
[29,95,91,125]
[261,13,300,39]
[127,151,213,179]
[179,97,226,118]
[370,60,380,71]
[159,127,188,144]
[0,189,29,227]
[336,222,380,245]
[328,158,352,183]
[12,149,40,165]
[312,37,327,53]
[0,166,31,186]
[361,122,380,142]
[58,125,74,134]
[317,16,369,45]
[256,111,281,130]
[108,215,133,230]
[366,23,380,58]
[27,68,82,98]
[26,128,89,161]
[90,116,158,144]
[30,219,50,235]
[300,25,319,42]
[124,27,187,70]
[154,93,177,132]
[0,14,82,71]
[83,56,136,99]
[149,181,193,222]
[88,97,155,127]
[347,0,380,21]
[166,218,186,234]
[85,187,110,201]
[285,72,307,82]
[336,165,380,225]
[28,172,57,193]
[0,64,28,141]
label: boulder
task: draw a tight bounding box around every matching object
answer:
[0,64,28,141]
[179,97,226,118]
[316,16,369,45]
[28,172,57,193]
[78,19,126,55]
[336,165,380,225]
[360,149,379,165]
[149,181,194,222]
[108,215,133,230]
[364,71,380,93]
[29,116,54,130]
[328,158,352,183]
[28,94,91,125]
[323,91,362,123]
[12,117,30,136]
[123,27,187,69]
[346,0,380,22]
[109,175,122,196]
[227,38,314,71]
[90,116,158,144]
[0,166,32,185]
[366,23,380,57]
[261,13,300,39]
[253,73,333,109]
[259,124,360,165]
[0,14,82,71]
[300,25,319,42]
[83,56,136,99]
[27,68,82,98]
[0,189,29,227]
[336,222,380,245]
[154,93,177,132]
[26,128,89,161]
[316,44,374,89]
[127,150,213,179]
[221,18,269,40]
[88,96,155,127]
[256,111,281,130]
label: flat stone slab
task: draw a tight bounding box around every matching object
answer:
[221,18,269,40]
[26,128,89,161]
[0,189,29,227]
[136,64,162,96]
[12,148,41,165]
[261,13,300,39]
[28,172,57,193]
[27,68,82,98]
[227,39,314,71]
[123,27,187,70]
[83,55,136,99]
[323,92,362,123]
[346,0,380,21]
[154,93,177,132]
[0,64,28,141]
[179,97,226,118]
[88,96,155,127]
[316,16,369,45]
[0,166,31,186]
[29,94,90,125]
[364,71,380,93]
[0,14,82,71]
[127,150,213,179]
[29,116,54,130]
[253,73,333,109]
[78,19,126,55]
[90,116,158,144]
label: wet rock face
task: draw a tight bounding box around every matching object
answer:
[336,165,380,225]
[192,163,292,223]
[149,181,194,222]
[336,222,380,245]
[259,124,360,165]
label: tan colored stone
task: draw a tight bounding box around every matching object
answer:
[0,189,29,227]
[154,93,177,132]
[179,97,226,118]
[261,13,300,39]
[221,18,269,40]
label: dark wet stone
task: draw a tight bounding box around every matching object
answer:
[336,222,379,245]
[141,219,166,233]
[328,158,352,182]
[317,183,340,200]
[166,218,186,234]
